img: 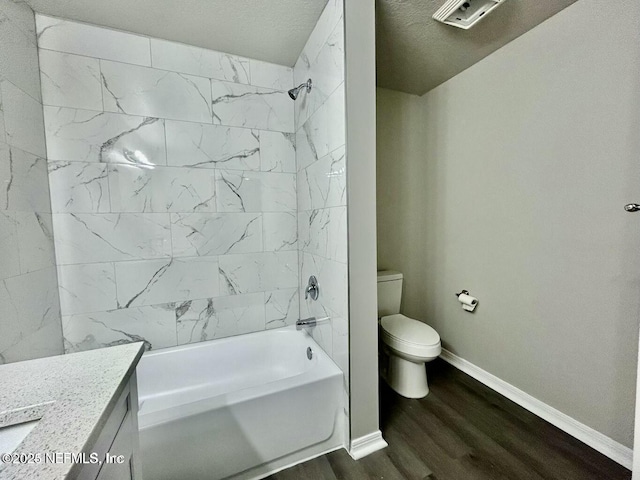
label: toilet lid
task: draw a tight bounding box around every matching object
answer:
[381,314,440,346]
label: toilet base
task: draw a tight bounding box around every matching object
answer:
[383,353,429,399]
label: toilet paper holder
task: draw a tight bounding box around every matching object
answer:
[455,289,478,312]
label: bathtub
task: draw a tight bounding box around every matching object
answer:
[136,327,344,480]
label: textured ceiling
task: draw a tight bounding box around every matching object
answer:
[376,0,579,95]
[25,0,328,67]
[24,0,580,94]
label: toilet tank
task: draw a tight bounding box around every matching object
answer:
[377,271,403,317]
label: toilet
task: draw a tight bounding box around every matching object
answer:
[377,271,441,398]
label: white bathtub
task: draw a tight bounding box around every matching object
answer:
[136,327,344,480]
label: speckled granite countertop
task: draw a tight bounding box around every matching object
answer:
[0,342,144,479]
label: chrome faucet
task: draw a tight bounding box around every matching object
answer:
[296,317,317,329]
[296,316,330,330]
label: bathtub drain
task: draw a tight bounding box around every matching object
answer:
[307,347,313,360]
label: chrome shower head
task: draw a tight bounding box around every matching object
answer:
[288,79,312,100]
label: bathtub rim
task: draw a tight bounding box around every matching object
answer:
[138,324,324,363]
[137,325,343,428]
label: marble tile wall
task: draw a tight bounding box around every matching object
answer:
[35,14,298,352]
[294,0,349,396]
[0,1,63,363]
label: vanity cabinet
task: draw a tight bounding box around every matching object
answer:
[78,373,142,480]
[0,342,144,480]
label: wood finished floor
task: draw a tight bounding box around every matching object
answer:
[267,359,631,480]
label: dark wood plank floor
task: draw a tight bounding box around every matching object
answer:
[268,359,631,480]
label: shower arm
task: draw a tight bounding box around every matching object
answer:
[297,79,312,93]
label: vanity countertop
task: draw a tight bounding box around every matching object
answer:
[0,342,144,480]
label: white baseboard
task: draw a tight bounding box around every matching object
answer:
[439,349,633,470]
[349,430,388,460]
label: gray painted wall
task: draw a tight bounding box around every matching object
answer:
[346,0,381,442]
[377,0,640,448]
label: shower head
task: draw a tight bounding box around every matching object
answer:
[288,79,312,100]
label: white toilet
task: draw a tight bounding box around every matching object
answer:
[377,271,441,398]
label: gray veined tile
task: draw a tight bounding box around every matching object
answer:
[298,207,347,263]
[211,81,294,133]
[108,164,216,213]
[36,14,152,67]
[215,170,296,213]
[0,0,37,44]
[0,79,46,157]
[309,321,333,357]
[332,313,349,378]
[115,256,219,308]
[297,145,346,211]
[170,212,262,257]
[43,106,166,165]
[296,258,335,357]
[299,251,347,318]
[176,293,265,345]
[0,316,63,364]
[0,87,6,144]
[101,60,212,123]
[265,288,299,329]
[218,251,298,295]
[0,212,20,280]
[150,39,250,84]
[165,120,260,170]
[294,19,344,129]
[57,263,117,316]
[260,130,296,173]
[39,50,103,111]
[62,304,177,353]
[48,162,110,213]
[0,7,42,102]
[295,0,343,73]
[296,85,345,171]
[0,144,51,213]
[263,212,297,252]
[52,213,171,265]
[15,212,56,274]
[0,267,63,363]
[249,60,293,90]
[297,279,331,326]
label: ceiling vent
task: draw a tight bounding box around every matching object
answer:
[433,0,508,29]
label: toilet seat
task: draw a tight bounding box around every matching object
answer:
[381,314,441,358]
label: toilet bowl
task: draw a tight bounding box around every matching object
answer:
[377,271,441,399]
[380,314,441,398]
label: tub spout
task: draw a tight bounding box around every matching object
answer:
[295,316,330,330]
[296,317,317,329]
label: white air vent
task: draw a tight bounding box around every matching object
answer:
[433,0,508,29]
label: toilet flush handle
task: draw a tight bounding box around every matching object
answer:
[625,204,640,212]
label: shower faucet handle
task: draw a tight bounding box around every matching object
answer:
[305,275,319,301]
